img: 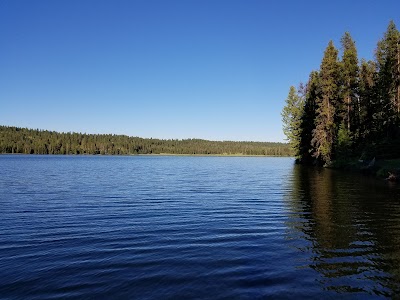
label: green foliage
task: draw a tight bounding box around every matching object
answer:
[339,32,359,136]
[336,123,352,158]
[281,86,304,156]
[298,71,319,164]
[375,21,400,133]
[311,40,340,165]
[287,21,400,166]
[0,126,292,156]
[358,59,378,141]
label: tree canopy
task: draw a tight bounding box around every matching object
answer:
[0,126,291,156]
[282,21,400,165]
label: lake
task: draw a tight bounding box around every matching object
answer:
[1,155,400,299]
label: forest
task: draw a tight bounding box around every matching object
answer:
[0,125,291,156]
[282,20,400,166]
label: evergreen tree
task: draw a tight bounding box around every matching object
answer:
[336,123,352,157]
[358,59,378,141]
[298,71,319,163]
[339,32,359,136]
[311,41,340,165]
[375,20,400,135]
[283,20,400,164]
[281,86,304,156]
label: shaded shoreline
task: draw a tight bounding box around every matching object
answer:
[315,158,400,182]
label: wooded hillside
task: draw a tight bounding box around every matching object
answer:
[0,126,291,156]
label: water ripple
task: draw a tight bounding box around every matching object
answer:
[1,156,400,298]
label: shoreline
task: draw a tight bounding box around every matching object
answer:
[0,153,293,158]
[328,158,400,182]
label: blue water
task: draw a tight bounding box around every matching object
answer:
[1,155,400,299]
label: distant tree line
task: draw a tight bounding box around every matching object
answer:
[282,21,400,165]
[0,126,291,156]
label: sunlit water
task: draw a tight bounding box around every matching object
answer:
[1,155,400,299]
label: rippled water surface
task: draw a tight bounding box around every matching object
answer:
[1,155,400,299]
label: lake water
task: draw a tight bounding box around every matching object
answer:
[1,155,400,299]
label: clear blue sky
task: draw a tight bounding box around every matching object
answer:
[1,0,399,142]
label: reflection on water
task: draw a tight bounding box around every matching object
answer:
[286,165,400,297]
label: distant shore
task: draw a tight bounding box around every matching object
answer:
[0,125,292,157]
[0,152,292,158]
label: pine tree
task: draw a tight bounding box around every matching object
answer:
[358,59,378,141]
[283,21,400,163]
[311,41,340,165]
[375,20,400,134]
[298,71,319,163]
[339,32,359,136]
[281,86,304,156]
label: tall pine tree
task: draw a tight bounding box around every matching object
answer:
[375,20,400,135]
[298,71,319,163]
[311,41,340,165]
[283,21,400,163]
[281,86,304,156]
[358,59,378,141]
[339,32,359,136]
